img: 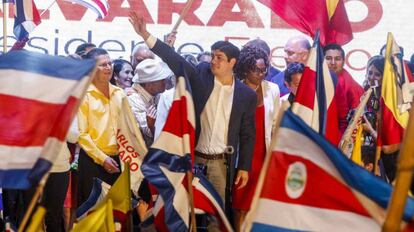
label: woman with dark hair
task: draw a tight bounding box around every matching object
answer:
[110,59,133,89]
[232,46,280,231]
[77,48,125,205]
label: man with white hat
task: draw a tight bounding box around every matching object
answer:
[128,58,173,146]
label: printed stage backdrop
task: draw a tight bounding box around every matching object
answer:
[1,0,413,84]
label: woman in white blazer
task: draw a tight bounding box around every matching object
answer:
[232,45,280,231]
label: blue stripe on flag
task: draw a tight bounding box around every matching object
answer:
[252,222,306,232]
[195,173,224,209]
[141,148,192,232]
[0,50,96,81]
[281,110,414,221]
[76,178,104,218]
[0,169,33,189]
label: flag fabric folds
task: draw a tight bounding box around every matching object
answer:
[244,110,414,231]
[147,173,234,232]
[141,73,196,231]
[73,199,115,232]
[26,206,46,232]
[116,98,148,196]
[0,50,95,189]
[76,178,111,219]
[64,0,109,19]
[292,34,340,145]
[258,0,353,45]
[13,0,41,41]
[380,33,410,146]
[77,164,131,230]
[192,173,233,232]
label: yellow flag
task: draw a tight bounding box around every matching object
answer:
[351,125,364,166]
[105,162,131,214]
[26,206,46,232]
[72,199,115,232]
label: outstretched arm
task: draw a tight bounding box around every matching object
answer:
[128,11,197,82]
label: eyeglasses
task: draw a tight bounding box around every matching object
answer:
[251,67,268,75]
[98,62,112,68]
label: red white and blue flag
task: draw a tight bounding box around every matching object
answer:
[13,0,41,41]
[64,0,109,19]
[146,172,233,232]
[292,33,340,145]
[141,70,233,231]
[141,71,196,231]
[0,50,95,189]
[244,110,414,231]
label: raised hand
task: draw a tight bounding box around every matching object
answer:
[128,11,150,40]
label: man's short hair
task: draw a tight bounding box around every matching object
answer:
[196,51,211,62]
[84,48,108,60]
[75,43,96,56]
[323,43,345,59]
[211,41,240,63]
[285,62,305,84]
[244,39,271,56]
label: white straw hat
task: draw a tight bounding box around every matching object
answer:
[132,59,173,84]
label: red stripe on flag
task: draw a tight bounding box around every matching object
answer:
[380,99,405,145]
[161,96,196,159]
[260,151,371,217]
[91,0,108,16]
[294,67,316,110]
[0,94,78,146]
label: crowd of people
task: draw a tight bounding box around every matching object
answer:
[3,11,414,232]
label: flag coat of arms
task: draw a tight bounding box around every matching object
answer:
[244,110,414,231]
[0,50,95,188]
[258,0,353,45]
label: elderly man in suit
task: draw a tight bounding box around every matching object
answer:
[129,12,257,214]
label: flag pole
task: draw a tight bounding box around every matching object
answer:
[339,88,373,156]
[3,1,8,53]
[187,171,197,232]
[40,0,56,17]
[374,101,383,176]
[171,0,194,33]
[17,173,49,232]
[243,102,290,231]
[382,95,414,232]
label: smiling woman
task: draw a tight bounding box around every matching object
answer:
[110,58,133,89]
[232,44,280,231]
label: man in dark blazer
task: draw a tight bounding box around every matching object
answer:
[129,12,257,213]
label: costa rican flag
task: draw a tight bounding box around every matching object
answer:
[13,0,41,41]
[292,32,340,145]
[141,70,196,231]
[145,172,233,232]
[64,0,109,19]
[244,110,414,231]
[0,50,95,189]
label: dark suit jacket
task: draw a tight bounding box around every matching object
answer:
[150,38,257,184]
